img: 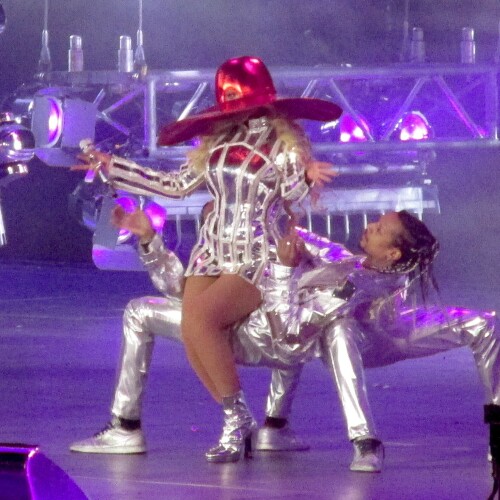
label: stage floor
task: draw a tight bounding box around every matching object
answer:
[0,261,496,499]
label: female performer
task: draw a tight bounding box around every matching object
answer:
[77,56,342,462]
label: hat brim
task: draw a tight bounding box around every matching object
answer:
[158,98,342,146]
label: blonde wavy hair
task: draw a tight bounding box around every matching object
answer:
[186,117,313,174]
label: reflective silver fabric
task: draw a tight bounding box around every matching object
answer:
[112,227,498,448]
[321,318,377,440]
[264,367,304,419]
[111,295,182,419]
[112,232,309,419]
[108,118,309,284]
[266,269,498,440]
[111,234,184,419]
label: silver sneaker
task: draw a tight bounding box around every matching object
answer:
[70,421,146,454]
[255,425,310,451]
[350,437,384,473]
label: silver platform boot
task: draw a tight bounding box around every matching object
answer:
[206,390,257,463]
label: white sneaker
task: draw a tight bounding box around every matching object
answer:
[350,437,384,473]
[70,421,146,454]
[255,425,310,452]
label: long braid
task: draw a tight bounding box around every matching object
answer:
[392,210,440,302]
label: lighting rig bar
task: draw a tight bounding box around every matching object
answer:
[35,62,499,163]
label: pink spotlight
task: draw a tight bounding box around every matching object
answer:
[115,196,137,213]
[144,202,167,232]
[338,115,369,143]
[399,112,431,141]
[114,196,138,241]
[47,97,63,145]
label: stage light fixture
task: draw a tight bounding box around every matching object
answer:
[31,90,97,166]
[397,111,431,142]
[0,111,34,185]
[339,114,370,143]
[0,112,35,163]
[320,114,370,143]
[0,443,87,499]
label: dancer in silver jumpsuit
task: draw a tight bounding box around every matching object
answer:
[263,220,497,472]
[78,55,341,462]
[70,208,497,473]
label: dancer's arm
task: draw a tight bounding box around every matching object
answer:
[111,205,185,297]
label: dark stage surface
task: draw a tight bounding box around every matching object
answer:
[0,259,495,499]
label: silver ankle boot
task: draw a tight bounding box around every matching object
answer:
[205,390,257,463]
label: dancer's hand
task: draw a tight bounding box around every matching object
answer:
[305,160,337,189]
[111,206,155,244]
[277,230,306,267]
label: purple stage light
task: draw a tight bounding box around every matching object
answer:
[115,195,137,213]
[46,97,63,145]
[398,111,430,141]
[338,115,369,143]
[144,202,167,232]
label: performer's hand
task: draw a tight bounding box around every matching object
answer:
[277,231,306,267]
[70,142,112,176]
[305,160,338,189]
[111,206,155,244]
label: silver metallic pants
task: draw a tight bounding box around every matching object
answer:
[111,295,302,420]
[111,296,183,420]
[266,307,498,441]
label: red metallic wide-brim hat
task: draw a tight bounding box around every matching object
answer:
[158,56,343,146]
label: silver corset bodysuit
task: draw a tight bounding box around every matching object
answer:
[108,117,310,284]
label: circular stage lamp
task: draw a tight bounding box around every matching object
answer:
[398,111,431,142]
[339,114,370,143]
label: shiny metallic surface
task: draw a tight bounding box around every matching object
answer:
[109,117,308,284]
[0,123,35,165]
[205,391,257,463]
[109,222,498,459]
[111,295,182,420]
[0,246,496,497]
[266,252,499,443]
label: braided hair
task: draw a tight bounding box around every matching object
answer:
[391,210,440,301]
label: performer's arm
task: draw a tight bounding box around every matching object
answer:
[277,144,310,202]
[108,156,205,199]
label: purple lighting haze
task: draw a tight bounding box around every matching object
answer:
[144,202,167,232]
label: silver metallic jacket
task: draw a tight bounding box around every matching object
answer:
[107,117,309,284]
[264,230,498,441]
[112,230,498,443]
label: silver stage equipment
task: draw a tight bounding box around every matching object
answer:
[0,112,35,246]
